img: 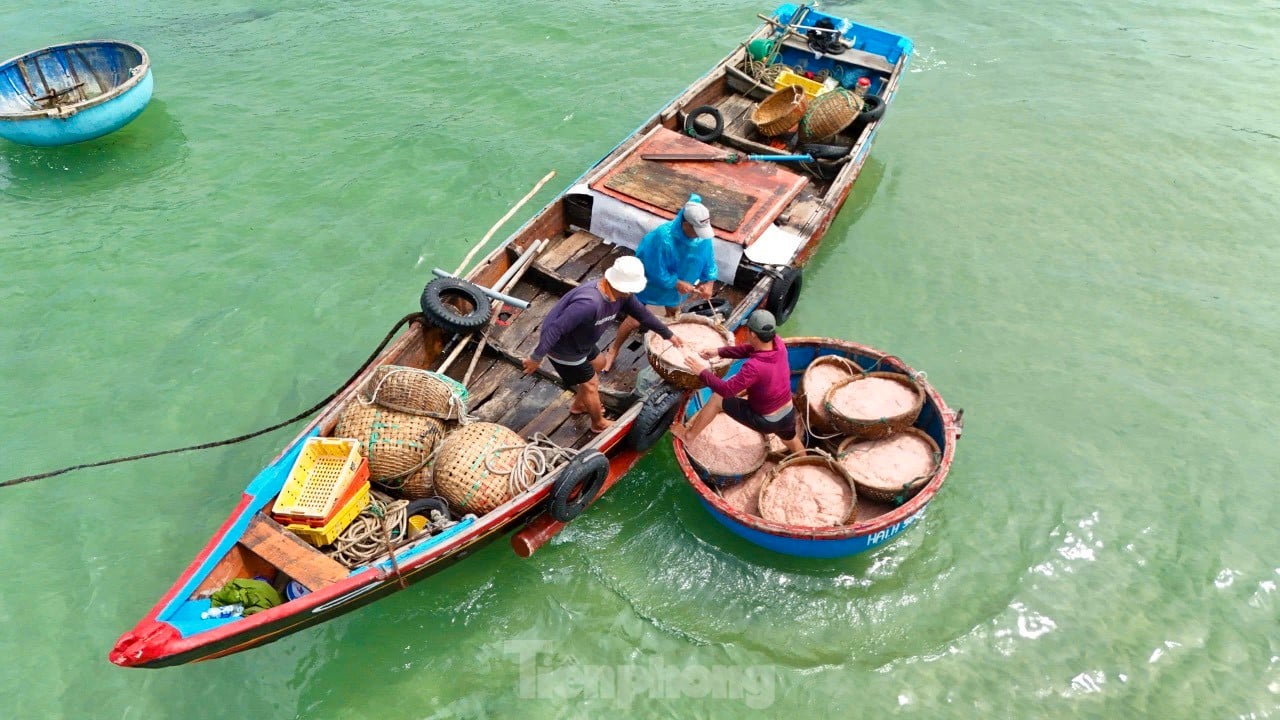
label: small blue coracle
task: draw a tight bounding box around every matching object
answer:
[0,40,153,146]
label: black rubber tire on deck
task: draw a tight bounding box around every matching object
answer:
[549,450,610,522]
[419,277,491,336]
[764,266,803,324]
[404,497,452,522]
[628,383,685,452]
[859,94,886,123]
[685,105,724,143]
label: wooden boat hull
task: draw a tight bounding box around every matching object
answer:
[0,40,153,146]
[111,4,914,667]
[110,381,649,668]
[673,338,960,558]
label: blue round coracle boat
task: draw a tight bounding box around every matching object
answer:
[674,337,963,558]
[0,40,153,146]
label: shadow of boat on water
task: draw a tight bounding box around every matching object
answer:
[0,97,188,197]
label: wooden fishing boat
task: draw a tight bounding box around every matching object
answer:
[674,338,962,558]
[0,40,153,146]
[110,4,912,668]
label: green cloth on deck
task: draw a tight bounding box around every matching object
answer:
[210,578,283,616]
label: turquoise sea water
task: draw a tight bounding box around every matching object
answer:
[3,1,1279,717]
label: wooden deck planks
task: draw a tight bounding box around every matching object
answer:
[471,371,542,424]
[495,378,570,432]
[464,356,521,408]
[536,230,599,272]
[562,242,619,281]
[517,390,578,439]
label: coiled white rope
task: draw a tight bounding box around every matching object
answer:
[325,491,408,569]
[484,433,577,498]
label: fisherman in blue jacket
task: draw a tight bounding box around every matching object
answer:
[602,195,718,372]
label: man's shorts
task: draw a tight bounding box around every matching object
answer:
[723,397,797,440]
[548,348,600,388]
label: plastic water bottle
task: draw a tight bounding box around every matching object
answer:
[853,77,871,98]
[201,603,244,620]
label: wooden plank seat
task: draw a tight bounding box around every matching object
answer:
[240,514,349,592]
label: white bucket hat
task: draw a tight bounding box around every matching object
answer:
[604,255,647,294]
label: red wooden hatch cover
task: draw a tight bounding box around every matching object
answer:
[589,126,808,246]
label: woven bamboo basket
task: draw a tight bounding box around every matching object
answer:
[836,427,940,504]
[334,404,446,489]
[399,465,437,500]
[646,315,733,391]
[433,422,527,515]
[751,85,808,137]
[798,88,862,144]
[823,371,925,440]
[359,365,467,420]
[795,355,864,438]
[757,452,857,527]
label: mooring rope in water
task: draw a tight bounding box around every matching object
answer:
[0,312,425,489]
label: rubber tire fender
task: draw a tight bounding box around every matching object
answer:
[419,277,492,336]
[764,266,803,324]
[549,450,610,523]
[627,383,685,452]
[859,94,886,123]
[684,105,724,143]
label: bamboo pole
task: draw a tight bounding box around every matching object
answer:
[437,238,548,376]
[461,239,548,386]
[452,170,557,276]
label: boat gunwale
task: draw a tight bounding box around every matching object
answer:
[0,39,151,120]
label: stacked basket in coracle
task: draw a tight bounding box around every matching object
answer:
[708,355,938,527]
[646,316,734,390]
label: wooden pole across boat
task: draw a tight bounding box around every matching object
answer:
[461,239,548,385]
[437,238,547,376]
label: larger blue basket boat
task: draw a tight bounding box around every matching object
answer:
[0,40,153,146]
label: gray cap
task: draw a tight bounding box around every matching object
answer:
[746,309,777,340]
[682,201,714,239]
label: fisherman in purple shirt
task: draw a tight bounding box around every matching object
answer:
[523,256,683,433]
[672,309,804,455]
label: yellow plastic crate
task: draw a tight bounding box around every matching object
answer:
[773,70,835,100]
[271,437,364,523]
[286,481,371,547]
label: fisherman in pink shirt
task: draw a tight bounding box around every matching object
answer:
[671,309,804,455]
